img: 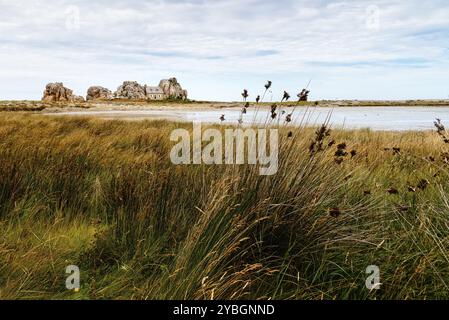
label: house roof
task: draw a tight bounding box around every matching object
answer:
[146,86,164,94]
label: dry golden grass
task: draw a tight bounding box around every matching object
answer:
[0,113,448,300]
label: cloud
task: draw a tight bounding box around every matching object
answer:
[0,0,449,101]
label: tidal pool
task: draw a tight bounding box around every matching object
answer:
[48,106,449,131]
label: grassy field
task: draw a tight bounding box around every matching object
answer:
[0,112,448,300]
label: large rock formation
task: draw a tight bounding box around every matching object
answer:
[159,78,188,100]
[114,81,147,100]
[86,86,113,101]
[109,78,188,101]
[42,82,84,102]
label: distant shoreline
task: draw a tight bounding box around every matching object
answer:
[2,99,449,112]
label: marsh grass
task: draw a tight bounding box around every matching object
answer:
[0,113,448,300]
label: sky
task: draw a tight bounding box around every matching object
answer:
[1,0,449,101]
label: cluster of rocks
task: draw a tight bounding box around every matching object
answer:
[86,86,113,101]
[41,78,188,102]
[113,81,160,100]
[42,83,85,103]
[159,78,188,100]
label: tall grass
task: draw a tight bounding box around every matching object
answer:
[0,113,448,300]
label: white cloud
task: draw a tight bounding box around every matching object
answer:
[0,0,449,101]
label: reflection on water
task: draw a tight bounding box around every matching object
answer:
[50,106,449,131]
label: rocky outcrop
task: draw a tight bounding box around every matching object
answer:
[41,78,187,102]
[114,79,187,100]
[159,78,188,100]
[42,82,84,102]
[114,81,147,100]
[71,95,85,102]
[86,86,113,101]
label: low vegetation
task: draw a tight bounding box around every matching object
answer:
[0,113,448,300]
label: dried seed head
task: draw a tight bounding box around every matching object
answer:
[335,149,348,157]
[434,118,445,134]
[442,152,449,163]
[309,141,316,153]
[265,81,272,90]
[337,143,347,150]
[417,179,429,190]
[297,88,310,101]
[387,187,399,195]
[328,207,342,218]
[282,91,290,102]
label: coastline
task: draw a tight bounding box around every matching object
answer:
[2,99,449,131]
[2,99,449,113]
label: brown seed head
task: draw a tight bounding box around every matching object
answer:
[387,187,399,194]
[328,207,342,218]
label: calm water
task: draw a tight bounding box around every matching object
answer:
[50,106,449,131]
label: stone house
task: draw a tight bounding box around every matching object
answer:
[145,86,165,100]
